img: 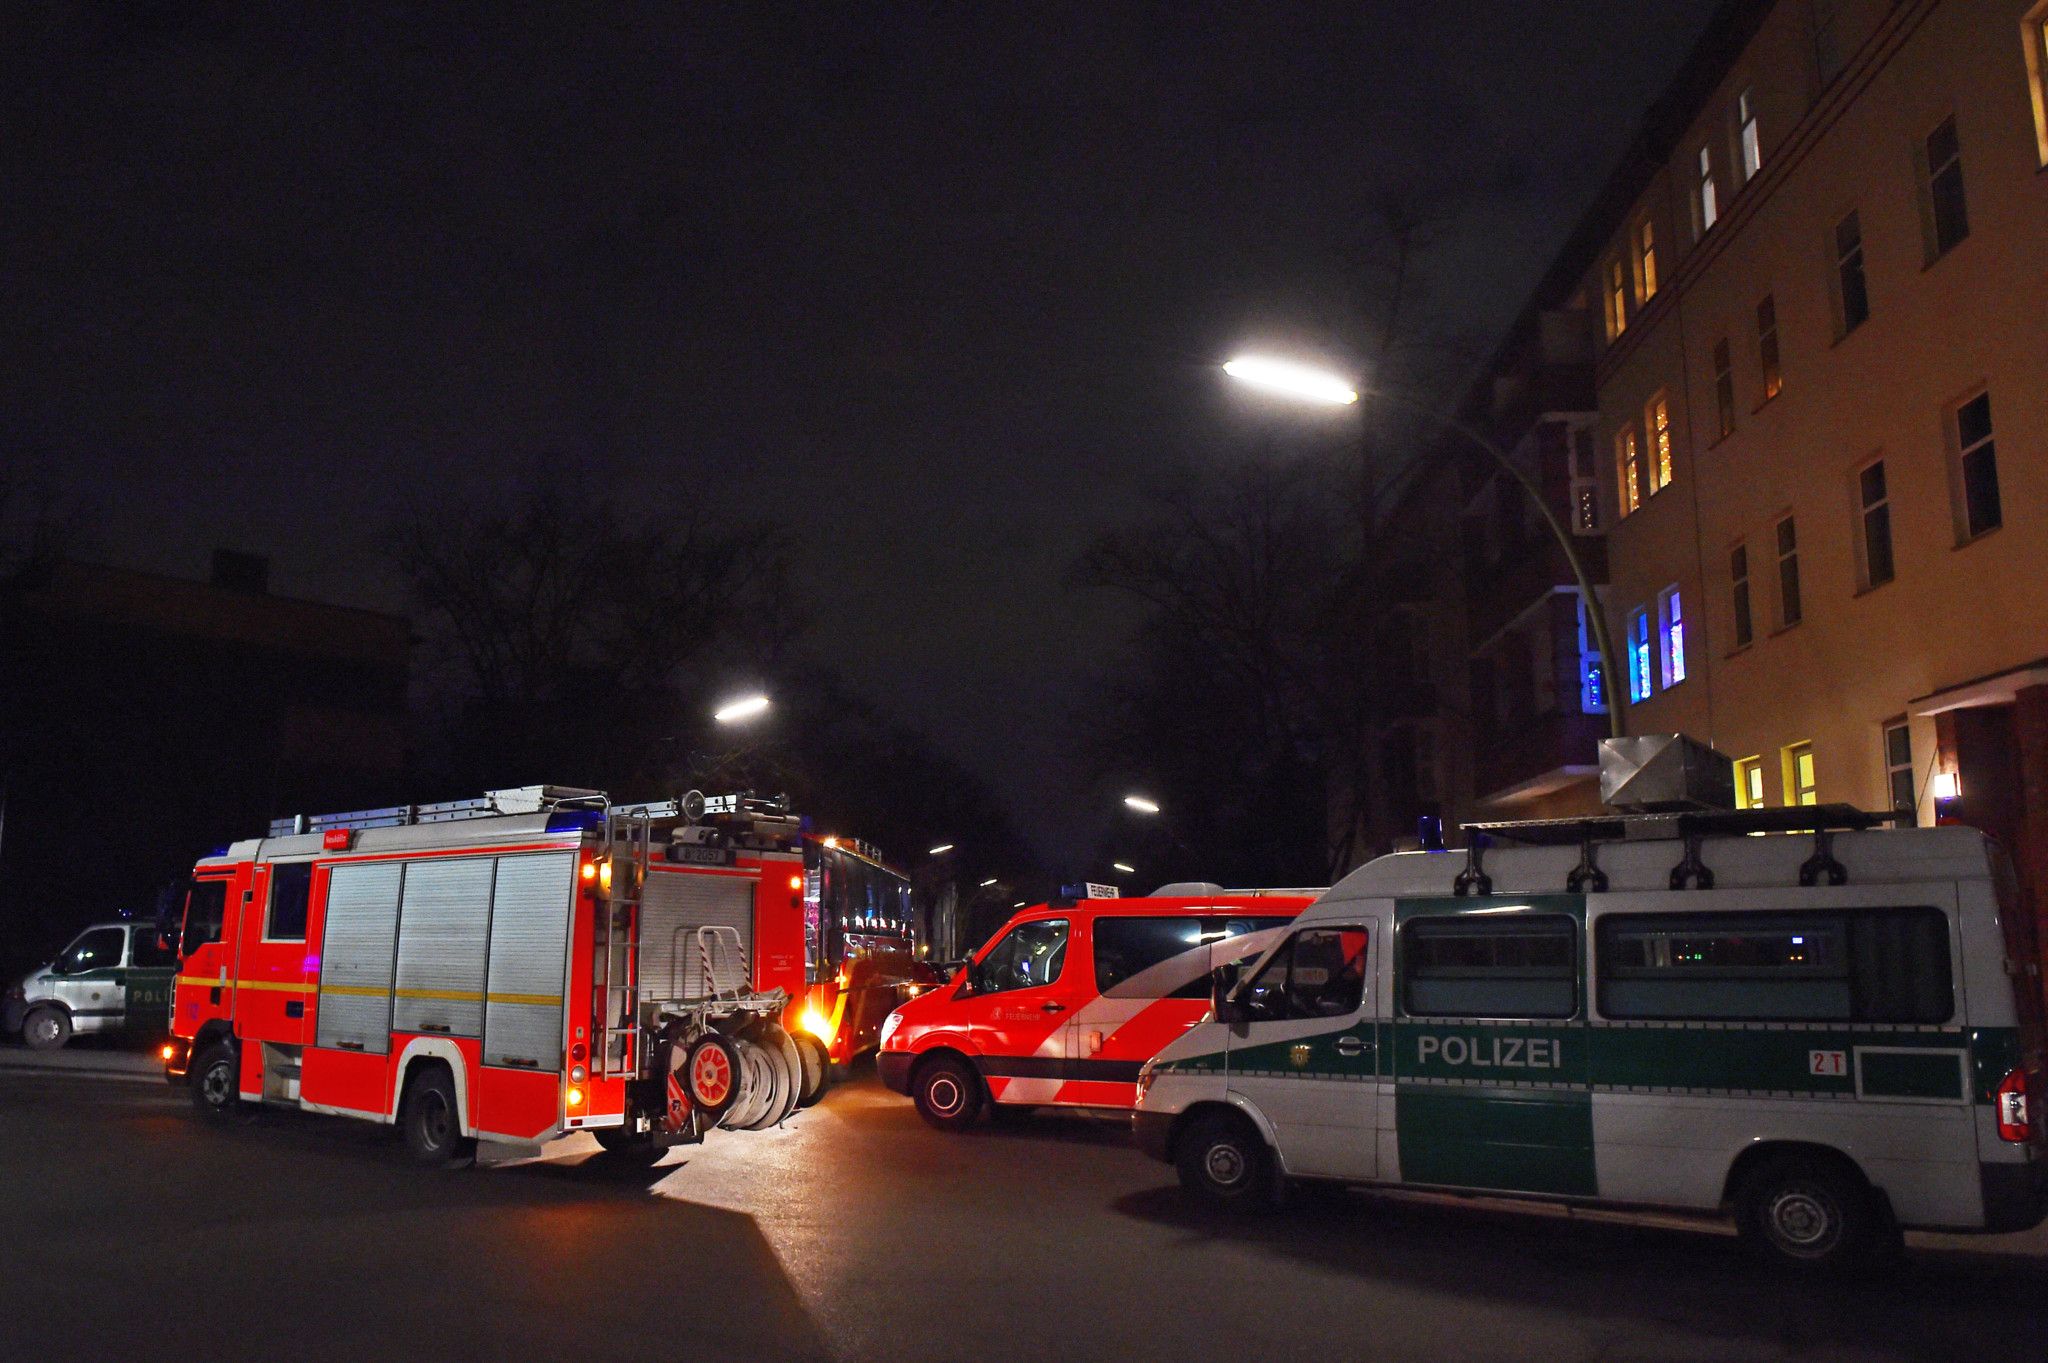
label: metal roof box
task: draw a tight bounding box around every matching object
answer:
[1599,734,1735,812]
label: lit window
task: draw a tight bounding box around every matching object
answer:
[1776,515,1802,627]
[2029,8,2048,167]
[1729,542,1753,648]
[1568,426,1600,534]
[1733,756,1765,809]
[1712,339,1735,439]
[1738,89,1762,181]
[1658,586,1686,687]
[1696,145,1718,235]
[1645,394,1673,493]
[1954,392,2001,541]
[1637,218,1659,301]
[1756,294,1781,401]
[1834,211,1869,334]
[1923,115,1969,259]
[1577,594,1607,714]
[1615,425,1641,516]
[1883,721,1916,824]
[1606,258,1629,339]
[1858,459,1894,588]
[1628,608,1652,703]
[1781,741,1818,806]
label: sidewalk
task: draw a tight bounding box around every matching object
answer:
[0,1041,165,1084]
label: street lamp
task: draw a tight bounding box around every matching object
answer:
[928,843,955,856]
[979,877,998,888]
[1111,861,1136,875]
[1123,795,1161,815]
[1224,354,1625,739]
[713,694,771,724]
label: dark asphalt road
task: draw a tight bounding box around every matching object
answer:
[6,1067,2048,1363]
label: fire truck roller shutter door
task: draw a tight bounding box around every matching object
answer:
[642,872,754,999]
[316,863,404,1055]
[393,859,494,1037]
[483,853,574,1070]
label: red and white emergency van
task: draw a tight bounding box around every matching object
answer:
[877,886,1316,1129]
[163,786,924,1164]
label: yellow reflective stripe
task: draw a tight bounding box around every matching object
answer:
[487,993,562,1007]
[391,987,484,1003]
[174,976,315,994]
[319,984,387,998]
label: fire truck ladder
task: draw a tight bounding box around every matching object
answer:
[595,807,652,1079]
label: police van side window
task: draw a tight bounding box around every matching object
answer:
[59,927,127,973]
[1597,908,1951,1023]
[1094,915,1293,997]
[131,927,178,968]
[973,919,1069,994]
[1402,916,1576,1019]
[179,880,229,957]
[265,862,313,942]
[1240,928,1370,1021]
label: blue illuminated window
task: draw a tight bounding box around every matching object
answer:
[1659,587,1685,687]
[1629,608,1651,703]
[1578,595,1607,714]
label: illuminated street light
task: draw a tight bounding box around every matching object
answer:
[1123,795,1161,815]
[1112,862,1135,874]
[1223,355,1358,406]
[979,877,998,887]
[713,694,771,724]
[1224,352,1624,740]
[928,843,955,856]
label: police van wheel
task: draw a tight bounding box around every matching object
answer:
[22,1006,69,1052]
[912,1054,982,1132]
[402,1067,477,1168]
[190,1041,240,1120]
[1176,1111,1276,1213]
[1736,1156,1882,1272]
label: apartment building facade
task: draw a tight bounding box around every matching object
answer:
[1359,0,2046,911]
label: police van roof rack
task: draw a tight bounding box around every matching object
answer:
[268,785,608,837]
[1453,804,1903,898]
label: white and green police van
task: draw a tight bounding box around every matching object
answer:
[4,921,179,1051]
[1133,806,2047,1269]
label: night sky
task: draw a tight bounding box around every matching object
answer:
[6,2,1721,862]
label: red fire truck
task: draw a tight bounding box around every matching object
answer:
[162,786,924,1164]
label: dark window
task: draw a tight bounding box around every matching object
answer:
[59,927,127,974]
[1925,116,1969,258]
[180,880,229,957]
[1730,543,1753,648]
[1956,392,2000,539]
[1757,295,1781,400]
[1776,516,1802,626]
[1713,338,1735,438]
[972,919,1068,994]
[1239,927,1370,1022]
[1093,915,1291,997]
[1597,908,1951,1023]
[266,861,313,942]
[1402,915,1576,1019]
[131,927,178,968]
[1859,461,1894,587]
[1835,211,1869,333]
[1884,722,1916,824]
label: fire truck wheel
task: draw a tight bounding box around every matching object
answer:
[21,1005,70,1052]
[1175,1110,1277,1213]
[592,1127,665,1165]
[190,1041,240,1120]
[911,1053,983,1132]
[681,1034,741,1122]
[401,1066,477,1168]
[794,1035,828,1107]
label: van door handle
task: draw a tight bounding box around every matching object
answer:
[1040,1001,1067,1013]
[1334,1037,1367,1057]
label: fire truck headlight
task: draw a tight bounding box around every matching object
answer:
[801,1006,835,1043]
[160,1043,176,1063]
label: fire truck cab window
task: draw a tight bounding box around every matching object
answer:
[973,919,1068,994]
[266,861,313,942]
[1239,927,1369,1021]
[180,880,228,957]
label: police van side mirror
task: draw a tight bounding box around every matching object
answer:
[1211,962,1248,1024]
